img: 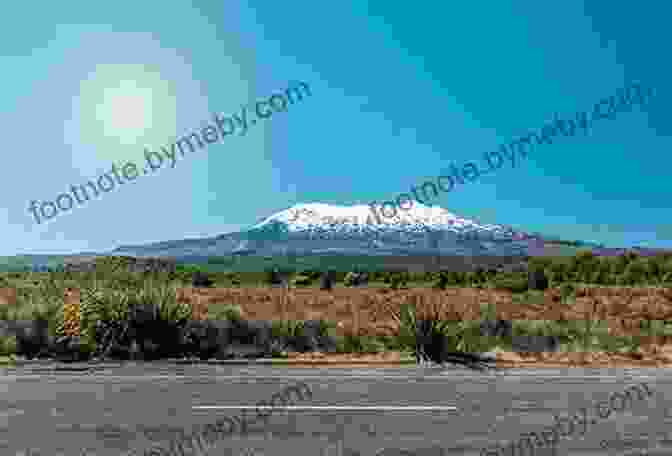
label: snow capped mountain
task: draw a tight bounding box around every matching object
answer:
[110,202,540,259]
[9,204,666,273]
[108,203,568,262]
[250,202,531,241]
[111,203,536,260]
[76,202,608,262]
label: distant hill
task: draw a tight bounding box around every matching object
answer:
[2,202,668,272]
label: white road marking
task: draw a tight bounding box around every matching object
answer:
[192,405,458,411]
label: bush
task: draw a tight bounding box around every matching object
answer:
[209,303,244,321]
[621,259,650,285]
[344,271,369,287]
[559,283,576,301]
[192,271,214,287]
[335,335,386,353]
[0,335,17,356]
[387,272,408,289]
[433,272,450,290]
[265,267,284,285]
[528,268,549,291]
[492,274,529,293]
[300,269,322,281]
[320,270,336,290]
[291,274,313,287]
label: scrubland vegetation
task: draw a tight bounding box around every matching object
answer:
[0,250,670,363]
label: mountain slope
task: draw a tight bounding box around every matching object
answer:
[8,202,656,272]
[110,202,542,259]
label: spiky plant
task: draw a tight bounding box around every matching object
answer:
[136,280,189,322]
[0,335,17,357]
[79,281,128,349]
[13,281,64,338]
[80,279,190,357]
[413,298,498,371]
[53,309,68,338]
[415,318,498,370]
[208,303,244,321]
[335,334,387,353]
[374,300,416,353]
[271,320,306,340]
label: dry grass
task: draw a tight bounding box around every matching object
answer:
[3,279,672,363]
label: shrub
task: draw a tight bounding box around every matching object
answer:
[192,271,214,287]
[389,302,416,352]
[320,270,336,290]
[388,272,408,290]
[0,335,17,356]
[291,274,313,287]
[209,303,243,321]
[621,259,650,285]
[433,272,450,290]
[558,282,575,296]
[528,268,549,291]
[344,271,369,287]
[492,274,529,293]
[331,333,385,353]
[265,267,284,285]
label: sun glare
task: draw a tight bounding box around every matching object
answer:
[96,80,154,145]
[76,63,178,165]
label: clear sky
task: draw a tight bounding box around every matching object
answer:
[2,1,670,256]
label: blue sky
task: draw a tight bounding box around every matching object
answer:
[2,1,670,256]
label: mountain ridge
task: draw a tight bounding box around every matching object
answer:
[107,202,597,259]
[7,202,667,272]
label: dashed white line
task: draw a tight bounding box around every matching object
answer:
[192,405,458,411]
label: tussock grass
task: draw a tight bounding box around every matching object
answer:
[1,266,671,359]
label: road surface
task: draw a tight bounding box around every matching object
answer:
[1,363,671,455]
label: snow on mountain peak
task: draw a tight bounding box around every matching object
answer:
[249,202,526,239]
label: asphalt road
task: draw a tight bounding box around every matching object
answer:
[1,363,671,456]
